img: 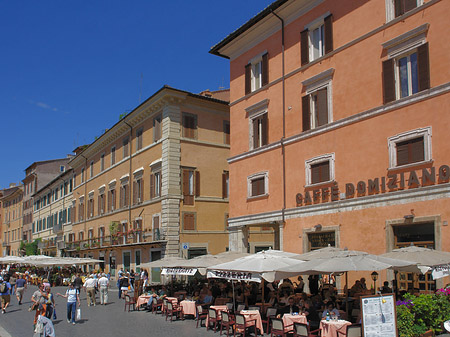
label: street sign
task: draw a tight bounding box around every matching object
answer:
[181,243,189,250]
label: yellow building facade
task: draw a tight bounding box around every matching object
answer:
[1,186,23,256]
[67,86,230,278]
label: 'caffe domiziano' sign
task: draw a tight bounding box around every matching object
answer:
[296,164,449,207]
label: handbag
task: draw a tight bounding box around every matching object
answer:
[76,308,81,320]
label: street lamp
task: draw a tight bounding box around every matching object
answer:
[371,271,379,294]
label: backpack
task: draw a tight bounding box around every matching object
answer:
[0,282,6,293]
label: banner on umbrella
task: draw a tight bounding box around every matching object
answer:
[207,270,261,283]
[161,267,197,276]
[432,264,450,280]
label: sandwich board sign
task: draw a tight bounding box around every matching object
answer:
[361,293,397,337]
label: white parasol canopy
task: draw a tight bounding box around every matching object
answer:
[207,249,305,282]
[177,251,251,275]
[140,256,187,269]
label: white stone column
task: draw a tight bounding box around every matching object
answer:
[228,226,249,252]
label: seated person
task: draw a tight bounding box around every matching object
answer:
[322,302,340,320]
[277,296,300,317]
[200,292,214,308]
[380,281,393,294]
[278,291,290,306]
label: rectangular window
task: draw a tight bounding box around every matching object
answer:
[251,177,265,197]
[247,172,268,198]
[301,14,333,65]
[153,215,161,240]
[90,161,94,178]
[222,171,229,199]
[183,212,196,231]
[81,168,85,183]
[382,43,429,104]
[133,178,143,204]
[251,114,268,149]
[182,169,199,205]
[388,127,431,168]
[182,113,197,139]
[100,153,105,171]
[245,53,268,94]
[394,0,420,17]
[223,121,230,145]
[108,189,116,212]
[60,165,65,172]
[120,184,129,208]
[123,137,129,158]
[136,128,143,151]
[88,198,94,218]
[98,194,105,215]
[69,178,73,192]
[302,86,330,132]
[306,154,335,186]
[310,161,330,184]
[111,146,116,165]
[153,115,162,142]
[150,171,162,198]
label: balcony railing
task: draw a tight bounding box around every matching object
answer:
[64,229,163,251]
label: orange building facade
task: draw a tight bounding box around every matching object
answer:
[1,186,24,257]
[211,0,450,291]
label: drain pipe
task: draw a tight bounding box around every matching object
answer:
[272,10,286,250]
[80,155,88,235]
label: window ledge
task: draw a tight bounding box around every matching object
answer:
[304,180,336,189]
[247,194,269,201]
[387,160,434,172]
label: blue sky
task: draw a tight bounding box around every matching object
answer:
[0,0,274,189]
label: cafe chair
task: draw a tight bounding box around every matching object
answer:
[226,302,234,312]
[196,305,208,328]
[337,324,362,337]
[162,298,168,314]
[270,318,293,337]
[237,304,246,312]
[221,310,236,337]
[208,308,222,332]
[151,297,163,314]
[124,294,136,312]
[261,307,278,333]
[234,313,257,337]
[166,301,183,322]
[293,322,320,337]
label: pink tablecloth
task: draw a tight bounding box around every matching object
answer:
[283,314,308,328]
[136,295,152,308]
[320,320,352,337]
[180,300,196,316]
[206,305,228,327]
[241,310,264,334]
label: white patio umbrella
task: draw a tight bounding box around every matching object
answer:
[0,256,26,264]
[380,246,450,279]
[177,251,251,275]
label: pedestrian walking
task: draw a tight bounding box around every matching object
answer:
[57,283,80,325]
[44,286,55,320]
[98,273,109,305]
[0,276,12,314]
[73,274,83,294]
[31,284,48,327]
[8,273,16,296]
[15,274,27,304]
[83,274,97,306]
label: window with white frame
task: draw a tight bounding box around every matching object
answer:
[302,69,334,132]
[385,0,424,22]
[245,52,268,94]
[81,168,85,183]
[301,13,333,65]
[136,127,143,151]
[100,153,105,171]
[152,214,161,240]
[305,153,335,186]
[382,24,430,104]
[150,161,162,199]
[247,172,269,198]
[388,127,431,168]
[246,99,269,150]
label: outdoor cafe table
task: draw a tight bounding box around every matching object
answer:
[206,305,228,327]
[240,310,264,335]
[283,313,308,327]
[180,300,196,316]
[136,295,152,309]
[320,319,352,337]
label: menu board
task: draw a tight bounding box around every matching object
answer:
[361,294,397,337]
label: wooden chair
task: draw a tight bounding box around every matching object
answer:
[220,310,236,337]
[124,295,136,312]
[208,308,221,332]
[151,297,163,314]
[261,307,278,333]
[162,298,168,314]
[196,305,208,328]
[226,302,234,312]
[337,324,362,337]
[234,313,257,337]
[270,318,293,337]
[293,322,320,337]
[236,304,245,312]
[166,301,183,322]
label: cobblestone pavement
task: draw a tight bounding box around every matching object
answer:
[0,285,218,337]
